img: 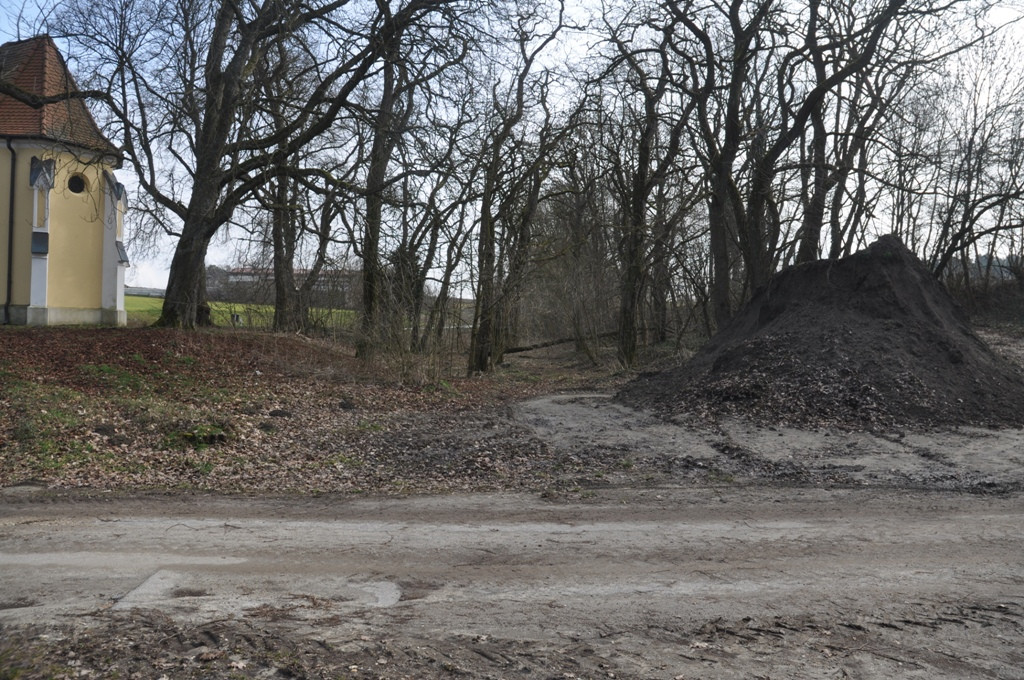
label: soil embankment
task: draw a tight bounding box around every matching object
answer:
[620,235,1024,428]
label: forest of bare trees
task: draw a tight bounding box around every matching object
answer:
[19,0,1024,371]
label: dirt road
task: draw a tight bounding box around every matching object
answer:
[2,391,1024,678]
[2,485,1023,679]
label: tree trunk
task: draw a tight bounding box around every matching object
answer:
[271,176,304,332]
[158,229,213,328]
[617,224,644,366]
[648,196,674,344]
[741,163,774,293]
[408,220,440,351]
[271,230,302,331]
[797,110,830,264]
[357,42,403,357]
[468,208,497,374]
[157,170,221,327]
[616,126,655,367]
[707,170,739,329]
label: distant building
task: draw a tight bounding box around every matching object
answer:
[124,286,165,299]
[0,35,128,326]
[206,264,361,308]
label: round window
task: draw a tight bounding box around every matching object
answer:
[68,174,87,194]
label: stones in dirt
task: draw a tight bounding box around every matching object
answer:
[619,235,1024,429]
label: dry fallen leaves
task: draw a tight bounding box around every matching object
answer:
[0,327,623,494]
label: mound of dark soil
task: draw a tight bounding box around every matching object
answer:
[619,236,1024,429]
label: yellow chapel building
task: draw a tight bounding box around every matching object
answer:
[0,35,128,326]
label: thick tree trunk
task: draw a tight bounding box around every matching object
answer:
[799,190,828,264]
[408,222,439,351]
[158,230,213,329]
[421,238,459,354]
[359,184,384,354]
[357,53,400,357]
[648,204,674,344]
[741,170,773,293]
[272,236,302,332]
[492,175,541,366]
[616,126,655,367]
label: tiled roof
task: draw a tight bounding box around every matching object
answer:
[0,35,118,156]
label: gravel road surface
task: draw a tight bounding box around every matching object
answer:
[2,486,1022,679]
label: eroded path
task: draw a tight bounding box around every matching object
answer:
[516,393,1024,491]
[2,487,1022,678]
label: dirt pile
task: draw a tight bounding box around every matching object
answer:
[619,235,1024,429]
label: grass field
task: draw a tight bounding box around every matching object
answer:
[125,295,356,329]
[124,295,163,325]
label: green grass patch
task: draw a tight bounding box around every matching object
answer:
[210,301,274,328]
[125,295,164,325]
[79,363,147,392]
[5,379,85,434]
[356,419,384,432]
[190,459,216,475]
[126,295,356,329]
[29,441,96,472]
[0,647,27,680]
[326,453,364,467]
[127,295,277,327]
[426,379,463,397]
[161,421,231,451]
[210,302,356,329]
[171,352,197,366]
[1,379,105,474]
[1,365,241,484]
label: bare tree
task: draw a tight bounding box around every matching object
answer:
[237,37,352,332]
[466,0,573,374]
[921,40,1024,279]
[661,0,999,326]
[596,4,693,365]
[49,0,464,328]
[350,2,471,356]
